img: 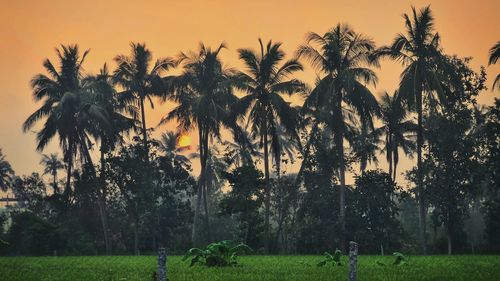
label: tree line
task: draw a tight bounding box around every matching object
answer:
[0,5,499,256]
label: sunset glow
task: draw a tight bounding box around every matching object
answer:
[177,135,191,148]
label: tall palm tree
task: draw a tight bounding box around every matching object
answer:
[373,6,459,253]
[83,64,136,255]
[233,39,304,252]
[24,45,112,254]
[489,41,500,90]
[297,24,379,250]
[157,131,191,168]
[0,149,14,191]
[113,42,175,152]
[378,92,417,181]
[161,43,238,245]
[23,45,108,194]
[40,153,64,194]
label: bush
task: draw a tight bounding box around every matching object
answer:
[182,240,253,267]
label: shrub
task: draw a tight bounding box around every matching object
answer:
[317,250,342,266]
[182,240,253,267]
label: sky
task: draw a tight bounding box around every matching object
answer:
[0,0,499,190]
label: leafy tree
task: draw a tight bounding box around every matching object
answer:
[5,212,61,256]
[40,153,64,194]
[0,149,14,191]
[220,165,264,249]
[411,55,485,254]
[297,24,379,250]
[374,6,460,253]
[11,173,47,214]
[482,99,500,252]
[272,174,300,253]
[162,43,239,245]
[350,170,402,254]
[106,138,155,255]
[113,42,175,151]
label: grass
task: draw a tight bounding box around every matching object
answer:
[1,255,500,281]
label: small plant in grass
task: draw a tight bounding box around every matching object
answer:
[392,252,408,265]
[317,250,342,267]
[377,252,409,266]
[182,240,253,267]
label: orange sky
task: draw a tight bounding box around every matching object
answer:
[0,0,499,187]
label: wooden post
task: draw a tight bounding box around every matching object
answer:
[348,241,358,281]
[157,247,166,281]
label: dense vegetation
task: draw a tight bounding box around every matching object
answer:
[0,6,499,258]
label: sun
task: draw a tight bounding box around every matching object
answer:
[177,134,191,148]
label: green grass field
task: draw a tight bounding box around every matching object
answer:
[1,255,499,281]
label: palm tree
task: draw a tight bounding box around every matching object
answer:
[0,149,14,191]
[373,6,459,253]
[347,122,382,173]
[161,43,238,245]
[233,39,304,252]
[489,41,500,90]
[23,45,108,194]
[378,92,417,181]
[297,24,379,250]
[113,42,175,152]
[157,131,191,168]
[24,45,112,254]
[270,124,300,178]
[222,127,261,169]
[40,153,64,194]
[83,64,136,255]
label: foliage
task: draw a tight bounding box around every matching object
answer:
[392,252,408,265]
[350,170,403,253]
[0,149,15,191]
[482,99,500,252]
[317,250,342,267]
[182,240,253,267]
[219,165,264,249]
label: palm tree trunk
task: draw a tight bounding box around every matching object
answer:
[202,126,212,243]
[417,92,427,255]
[336,95,347,253]
[192,126,204,246]
[134,217,140,255]
[53,173,58,194]
[64,143,73,195]
[139,96,148,152]
[80,135,111,255]
[360,158,367,173]
[447,228,452,255]
[393,160,398,182]
[294,122,318,189]
[100,144,112,255]
[393,140,399,181]
[387,135,393,180]
[263,119,271,254]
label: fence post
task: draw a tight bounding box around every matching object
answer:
[157,247,166,281]
[348,241,358,281]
